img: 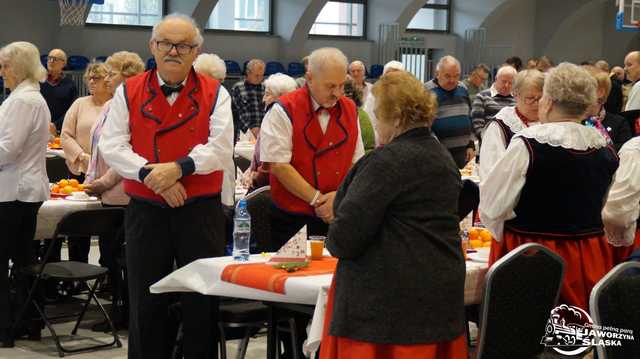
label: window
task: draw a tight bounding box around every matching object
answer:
[407,0,451,32]
[87,0,163,26]
[207,0,271,32]
[309,1,365,37]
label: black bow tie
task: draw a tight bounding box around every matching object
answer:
[160,84,184,97]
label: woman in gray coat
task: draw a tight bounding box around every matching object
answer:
[320,71,467,358]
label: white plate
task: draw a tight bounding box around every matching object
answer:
[65,195,99,202]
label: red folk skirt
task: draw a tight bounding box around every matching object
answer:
[488,229,618,310]
[319,278,468,359]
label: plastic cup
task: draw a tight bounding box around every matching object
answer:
[309,236,325,260]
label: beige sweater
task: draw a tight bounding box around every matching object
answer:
[61,96,105,175]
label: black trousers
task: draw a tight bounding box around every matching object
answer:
[269,205,329,251]
[126,197,225,359]
[0,201,42,329]
[100,203,127,325]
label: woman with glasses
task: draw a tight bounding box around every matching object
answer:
[480,63,619,310]
[0,41,50,347]
[479,69,544,181]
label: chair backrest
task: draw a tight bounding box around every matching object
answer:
[66,55,90,71]
[95,55,108,63]
[265,61,285,76]
[369,64,383,79]
[53,207,125,239]
[146,57,157,70]
[245,186,272,253]
[476,243,565,359]
[225,60,242,76]
[46,156,70,182]
[590,261,640,359]
[287,62,305,77]
[458,179,479,221]
[234,155,251,173]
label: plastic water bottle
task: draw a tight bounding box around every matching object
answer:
[233,199,251,261]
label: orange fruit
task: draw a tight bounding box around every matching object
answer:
[468,228,479,241]
[58,179,69,187]
[62,185,74,194]
[482,241,492,247]
[51,185,60,193]
[77,184,84,191]
[69,179,79,187]
[479,230,492,242]
[469,239,483,249]
[54,137,61,144]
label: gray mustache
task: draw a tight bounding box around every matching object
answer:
[164,57,182,64]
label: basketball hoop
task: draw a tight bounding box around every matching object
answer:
[58,0,93,26]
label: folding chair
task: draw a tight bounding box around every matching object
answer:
[476,243,565,359]
[590,261,640,359]
[12,208,124,357]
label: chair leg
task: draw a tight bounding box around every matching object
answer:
[32,299,65,357]
[172,322,183,359]
[218,322,227,359]
[236,327,252,359]
[288,318,300,359]
[71,279,100,335]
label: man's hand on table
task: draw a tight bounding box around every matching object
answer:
[314,191,336,223]
[159,182,187,208]
[144,162,182,194]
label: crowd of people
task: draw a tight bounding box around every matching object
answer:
[1,11,640,359]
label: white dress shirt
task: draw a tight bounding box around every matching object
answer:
[99,72,235,205]
[260,97,364,164]
[0,80,51,202]
[479,106,539,182]
[480,122,608,241]
[602,137,640,246]
[625,81,640,111]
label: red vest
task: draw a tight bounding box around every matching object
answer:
[270,86,359,215]
[122,69,223,204]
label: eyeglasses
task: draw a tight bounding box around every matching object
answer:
[155,40,197,55]
[47,56,65,62]
[523,96,542,105]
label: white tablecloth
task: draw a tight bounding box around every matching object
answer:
[46,149,65,159]
[35,198,102,240]
[151,248,489,357]
[234,142,255,161]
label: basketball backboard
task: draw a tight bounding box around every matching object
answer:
[617,0,640,32]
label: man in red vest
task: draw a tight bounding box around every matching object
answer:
[260,47,364,250]
[99,14,233,359]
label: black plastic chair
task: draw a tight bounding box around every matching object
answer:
[590,261,640,359]
[12,208,124,357]
[476,243,565,359]
[234,155,251,173]
[245,186,271,253]
[458,179,479,221]
[46,156,70,183]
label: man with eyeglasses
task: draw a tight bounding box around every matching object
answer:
[462,63,489,102]
[425,55,475,168]
[99,13,233,359]
[40,48,77,132]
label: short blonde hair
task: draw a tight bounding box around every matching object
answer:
[194,53,226,81]
[513,69,544,96]
[83,62,108,84]
[544,62,597,117]
[372,71,437,129]
[0,41,47,83]
[583,65,612,99]
[263,73,297,97]
[106,51,145,79]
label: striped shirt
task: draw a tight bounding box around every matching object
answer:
[424,79,473,164]
[471,86,515,140]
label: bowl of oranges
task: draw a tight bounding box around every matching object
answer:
[51,179,85,198]
[468,227,493,249]
[48,137,62,149]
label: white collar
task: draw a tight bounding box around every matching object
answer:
[619,136,640,155]
[495,106,539,133]
[156,72,188,87]
[490,85,512,98]
[9,80,39,96]
[516,122,608,150]
[310,95,321,112]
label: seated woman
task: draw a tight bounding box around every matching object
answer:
[479,69,544,180]
[480,63,619,310]
[343,76,375,153]
[320,71,467,359]
[0,41,50,347]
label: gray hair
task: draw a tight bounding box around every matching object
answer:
[308,47,348,75]
[595,60,610,72]
[151,13,203,47]
[194,53,226,81]
[264,73,297,97]
[246,59,265,74]
[513,69,544,95]
[436,55,461,73]
[383,60,404,74]
[349,60,365,72]
[544,62,597,117]
[0,41,47,83]
[496,65,517,79]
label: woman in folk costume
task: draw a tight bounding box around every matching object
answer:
[602,136,640,260]
[478,69,544,181]
[320,71,467,359]
[480,63,619,310]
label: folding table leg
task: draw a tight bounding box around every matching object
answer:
[267,306,277,359]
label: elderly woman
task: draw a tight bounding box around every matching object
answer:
[320,71,467,359]
[343,76,375,153]
[245,73,298,190]
[193,53,226,82]
[0,41,50,347]
[583,66,632,151]
[362,60,404,144]
[479,69,544,180]
[480,63,619,310]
